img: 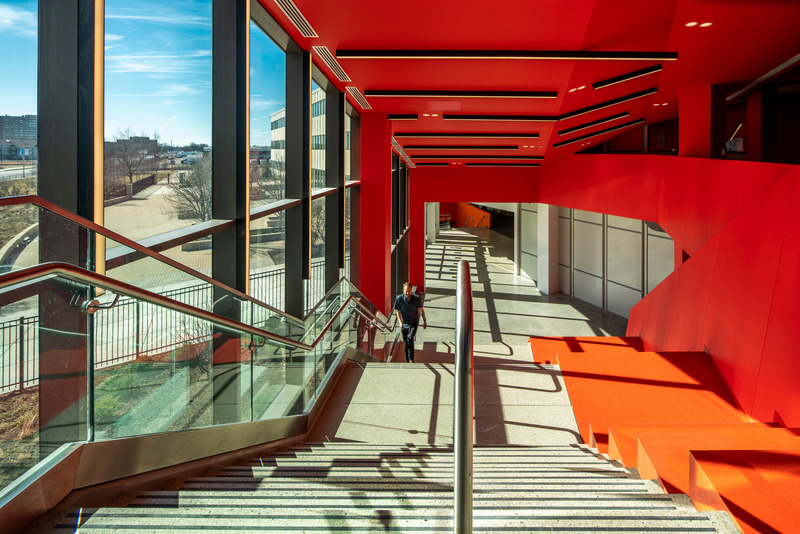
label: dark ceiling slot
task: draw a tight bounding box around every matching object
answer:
[466,163,541,167]
[336,50,678,61]
[560,88,657,120]
[312,46,351,82]
[443,114,558,122]
[274,0,318,38]
[593,65,663,90]
[412,155,544,160]
[345,87,372,110]
[558,112,630,136]
[402,145,519,150]
[388,114,419,120]
[393,132,540,138]
[553,118,645,148]
[364,90,557,99]
[415,163,450,167]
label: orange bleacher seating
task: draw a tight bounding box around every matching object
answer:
[557,350,747,447]
[527,335,643,364]
[690,449,800,534]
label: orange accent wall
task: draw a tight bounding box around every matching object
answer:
[439,202,492,228]
[539,153,800,426]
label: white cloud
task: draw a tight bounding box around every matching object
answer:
[105,13,211,29]
[0,5,37,38]
[105,34,124,42]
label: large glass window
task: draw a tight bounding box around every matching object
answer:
[311,81,326,191]
[0,1,37,197]
[307,198,326,313]
[250,21,286,209]
[103,1,213,245]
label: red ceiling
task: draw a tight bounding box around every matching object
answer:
[259,0,800,166]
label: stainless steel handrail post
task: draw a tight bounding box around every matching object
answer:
[454,259,474,534]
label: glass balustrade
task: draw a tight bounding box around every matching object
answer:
[0,262,400,500]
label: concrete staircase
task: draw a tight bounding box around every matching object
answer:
[36,441,737,533]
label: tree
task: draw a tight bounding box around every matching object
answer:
[163,155,213,221]
[107,128,155,184]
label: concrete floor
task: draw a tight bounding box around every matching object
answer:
[309,227,629,446]
[416,227,629,360]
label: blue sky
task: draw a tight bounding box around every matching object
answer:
[1,0,286,147]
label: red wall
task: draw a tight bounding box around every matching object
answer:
[540,154,788,259]
[627,167,800,424]
[439,202,492,228]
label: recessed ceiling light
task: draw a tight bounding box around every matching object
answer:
[654,103,660,106]
[699,22,712,27]
[661,102,668,106]
[422,113,430,117]
[569,88,577,93]
[578,85,586,90]
[431,114,439,117]
[685,21,699,27]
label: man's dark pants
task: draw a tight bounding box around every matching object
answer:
[401,321,419,362]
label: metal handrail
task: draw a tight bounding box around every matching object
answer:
[0,195,304,325]
[0,262,309,350]
[0,261,397,355]
[453,259,474,534]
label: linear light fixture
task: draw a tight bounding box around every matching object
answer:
[388,114,419,120]
[412,155,544,160]
[729,122,743,141]
[403,145,519,150]
[443,114,558,122]
[557,112,630,136]
[337,50,678,61]
[393,132,540,139]
[364,90,557,99]
[466,163,540,167]
[592,65,663,90]
[560,88,657,120]
[553,118,645,148]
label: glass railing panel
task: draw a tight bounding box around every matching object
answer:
[0,278,89,490]
[91,291,272,438]
[0,204,93,275]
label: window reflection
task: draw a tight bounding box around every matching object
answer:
[103,0,213,244]
[250,21,286,209]
[311,81,326,190]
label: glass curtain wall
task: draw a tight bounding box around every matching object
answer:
[0,1,38,260]
[307,80,327,313]
[249,21,287,310]
[103,0,213,279]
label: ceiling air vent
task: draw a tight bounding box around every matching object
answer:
[274,0,318,38]
[346,87,372,110]
[313,46,351,82]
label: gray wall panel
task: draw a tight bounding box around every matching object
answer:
[607,226,643,290]
[648,234,674,292]
[574,209,603,224]
[574,270,603,307]
[608,281,642,318]
[574,220,603,275]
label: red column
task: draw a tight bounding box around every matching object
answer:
[409,171,426,291]
[359,112,393,313]
[678,85,726,159]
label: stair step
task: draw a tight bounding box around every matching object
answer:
[49,508,721,533]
